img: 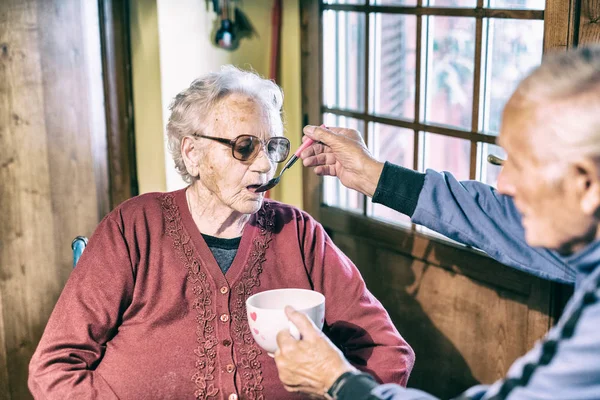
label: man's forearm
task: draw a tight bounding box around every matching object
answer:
[372,162,575,284]
[372,162,425,217]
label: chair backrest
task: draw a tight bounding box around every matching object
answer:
[71,236,88,267]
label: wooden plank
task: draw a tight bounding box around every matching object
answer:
[363,10,370,216]
[0,290,9,400]
[526,275,557,334]
[544,0,576,51]
[86,0,111,221]
[99,0,138,208]
[413,9,422,172]
[332,232,552,398]
[0,8,13,397]
[0,0,111,398]
[38,0,106,292]
[579,0,600,44]
[549,282,574,326]
[470,15,484,180]
[300,0,323,217]
[322,4,544,19]
[322,106,499,144]
[0,1,59,398]
[321,206,535,295]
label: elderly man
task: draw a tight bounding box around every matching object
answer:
[274,45,600,399]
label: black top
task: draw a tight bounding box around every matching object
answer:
[372,161,425,217]
[201,234,242,274]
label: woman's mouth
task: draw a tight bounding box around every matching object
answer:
[246,184,262,193]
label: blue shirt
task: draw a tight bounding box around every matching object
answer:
[337,163,600,400]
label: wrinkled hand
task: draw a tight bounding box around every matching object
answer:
[300,125,384,197]
[274,306,357,397]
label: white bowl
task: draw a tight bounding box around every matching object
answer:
[246,288,325,356]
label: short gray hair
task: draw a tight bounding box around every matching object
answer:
[166,65,284,183]
[509,45,600,161]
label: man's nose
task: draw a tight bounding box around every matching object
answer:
[497,167,516,197]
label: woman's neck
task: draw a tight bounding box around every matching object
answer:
[186,185,249,238]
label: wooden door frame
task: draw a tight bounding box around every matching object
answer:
[99,0,139,212]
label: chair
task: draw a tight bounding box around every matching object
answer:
[71,236,88,267]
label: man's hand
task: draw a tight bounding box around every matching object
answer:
[300,125,384,197]
[274,306,357,397]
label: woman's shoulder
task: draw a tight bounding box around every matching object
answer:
[110,189,184,221]
[262,199,320,230]
[263,199,311,217]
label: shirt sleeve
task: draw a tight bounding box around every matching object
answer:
[301,213,415,386]
[28,213,135,399]
[373,162,575,284]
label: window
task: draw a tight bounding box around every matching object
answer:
[320,1,544,229]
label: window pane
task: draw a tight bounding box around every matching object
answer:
[488,0,544,9]
[323,11,366,112]
[322,114,365,213]
[422,132,470,180]
[369,14,416,120]
[423,17,475,130]
[478,143,506,187]
[371,0,417,6]
[427,0,477,8]
[481,18,544,134]
[368,123,414,226]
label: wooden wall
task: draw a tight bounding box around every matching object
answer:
[321,209,558,397]
[579,0,600,44]
[0,0,110,398]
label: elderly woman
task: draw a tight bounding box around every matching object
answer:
[28,66,414,400]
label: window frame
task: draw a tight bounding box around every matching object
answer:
[300,0,577,257]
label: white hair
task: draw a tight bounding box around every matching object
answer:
[166,65,284,183]
[510,45,600,161]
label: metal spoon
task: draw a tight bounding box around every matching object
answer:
[255,137,316,193]
[487,154,505,166]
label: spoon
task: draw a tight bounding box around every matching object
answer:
[255,137,316,193]
[487,154,505,166]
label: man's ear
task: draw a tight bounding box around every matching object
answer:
[574,158,600,217]
[181,136,202,179]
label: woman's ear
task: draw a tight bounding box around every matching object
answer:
[575,158,600,217]
[181,136,201,179]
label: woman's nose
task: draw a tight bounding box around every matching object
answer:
[252,145,274,172]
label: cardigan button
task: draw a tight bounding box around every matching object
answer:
[220,314,230,323]
[228,394,238,400]
[226,364,235,373]
[222,339,232,347]
[220,286,229,294]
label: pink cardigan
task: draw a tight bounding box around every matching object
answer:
[29,189,414,399]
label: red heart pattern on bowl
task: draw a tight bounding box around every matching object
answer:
[245,288,325,355]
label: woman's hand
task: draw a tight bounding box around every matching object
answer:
[300,126,384,197]
[274,306,357,397]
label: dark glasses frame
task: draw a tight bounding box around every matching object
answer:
[192,133,291,163]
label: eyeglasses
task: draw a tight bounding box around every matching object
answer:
[192,133,291,163]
